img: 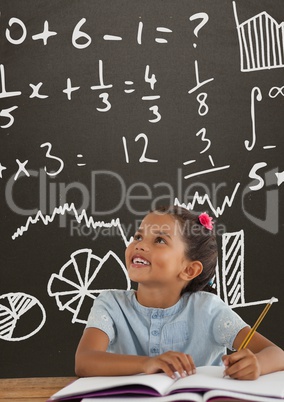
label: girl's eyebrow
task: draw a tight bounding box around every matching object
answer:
[137,228,172,239]
[152,230,172,239]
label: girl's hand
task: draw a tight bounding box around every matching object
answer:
[222,349,261,380]
[142,351,196,379]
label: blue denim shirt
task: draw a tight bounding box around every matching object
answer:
[86,290,247,367]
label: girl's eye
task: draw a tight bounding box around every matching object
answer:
[155,237,166,244]
[133,234,142,241]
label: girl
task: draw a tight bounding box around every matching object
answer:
[75,206,284,380]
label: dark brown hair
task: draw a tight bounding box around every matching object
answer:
[153,205,218,294]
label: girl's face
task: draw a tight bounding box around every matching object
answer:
[125,212,191,289]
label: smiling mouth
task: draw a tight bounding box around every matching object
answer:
[132,257,151,266]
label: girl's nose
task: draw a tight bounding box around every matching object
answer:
[135,242,149,252]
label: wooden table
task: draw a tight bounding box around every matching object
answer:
[0,377,77,402]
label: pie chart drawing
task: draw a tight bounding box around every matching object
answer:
[48,248,131,324]
[0,292,46,341]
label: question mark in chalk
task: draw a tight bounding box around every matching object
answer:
[189,12,209,48]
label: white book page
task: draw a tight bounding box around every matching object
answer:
[82,393,204,402]
[204,389,284,402]
[168,366,284,399]
[50,373,175,400]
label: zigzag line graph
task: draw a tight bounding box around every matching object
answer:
[12,183,240,241]
[174,182,240,217]
[11,202,130,246]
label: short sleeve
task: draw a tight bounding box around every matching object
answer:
[212,302,248,350]
[86,295,116,343]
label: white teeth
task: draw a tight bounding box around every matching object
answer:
[133,257,150,265]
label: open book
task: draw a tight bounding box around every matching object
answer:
[48,366,284,402]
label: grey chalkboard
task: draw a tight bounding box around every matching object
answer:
[0,0,283,378]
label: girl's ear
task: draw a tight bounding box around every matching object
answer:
[180,260,203,281]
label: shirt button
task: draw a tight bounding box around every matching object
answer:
[152,313,158,319]
[150,347,159,353]
[151,330,159,336]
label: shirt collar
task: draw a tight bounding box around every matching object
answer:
[129,291,189,317]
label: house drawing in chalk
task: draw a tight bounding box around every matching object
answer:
[232,1,284,72]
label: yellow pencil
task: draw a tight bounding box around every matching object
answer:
[238,297,278,351]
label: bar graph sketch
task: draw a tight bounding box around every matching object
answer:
[222,230,245,306]
[233,1,284,72]
[218,230,273,308]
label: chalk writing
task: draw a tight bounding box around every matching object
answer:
[14,160,30,180]
[245,87,262,151]
[29,82,48,99]
[0,64,21,98]
[185,54,222,180]
[188,60,214,96]
[122,134,158,163]
[0,105,18,128]
[40,142,65,176]
[249,162,267,191]
[189,12,209,48]
[269,85,284,98]
[32,20,57,45]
